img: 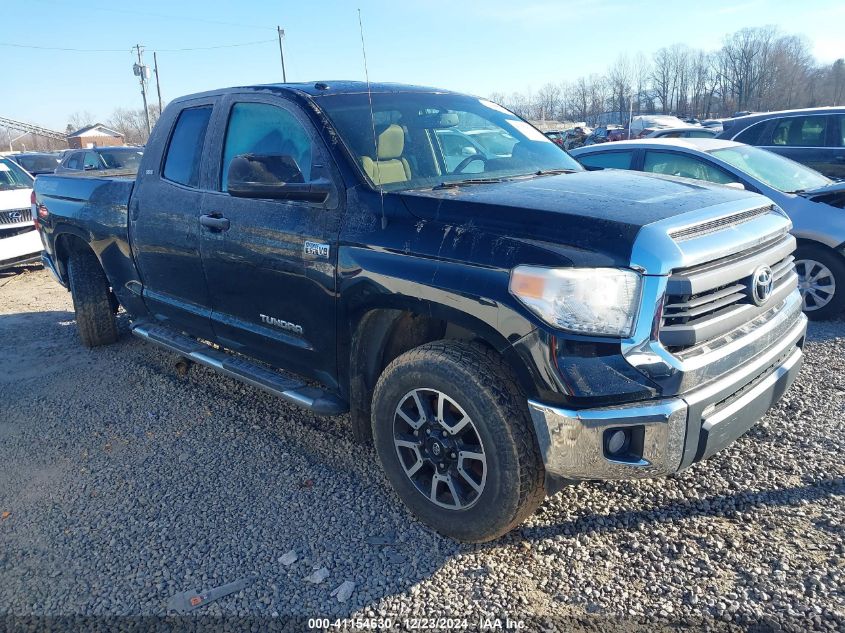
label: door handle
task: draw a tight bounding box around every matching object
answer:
[199,214,230,231]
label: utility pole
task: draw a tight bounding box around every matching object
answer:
[133,44,152,137]
[153,52,163,116]
[277,26,287,83]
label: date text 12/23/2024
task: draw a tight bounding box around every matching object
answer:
[307,617,526,630]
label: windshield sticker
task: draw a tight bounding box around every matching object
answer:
[0,163,9,172]
[506,120,550,143]
[478,99,514,115]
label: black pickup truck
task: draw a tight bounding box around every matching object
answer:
[35,82,807,542]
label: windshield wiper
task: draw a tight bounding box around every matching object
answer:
[433,177,506,189]
[533,168,578,176]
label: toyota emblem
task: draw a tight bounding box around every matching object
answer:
[750,265,774,306]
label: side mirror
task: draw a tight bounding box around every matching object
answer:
[461,146,478,156]
[226,153,330,203]
[724,182,746,190]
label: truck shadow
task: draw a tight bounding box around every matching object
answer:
[517,477,844,543]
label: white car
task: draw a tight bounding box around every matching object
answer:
[0,157,41,270]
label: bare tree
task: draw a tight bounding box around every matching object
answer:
[66,111,96,132]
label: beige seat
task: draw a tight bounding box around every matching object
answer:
[360,124,411,185]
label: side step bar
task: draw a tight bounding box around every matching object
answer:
[132,323,347,416]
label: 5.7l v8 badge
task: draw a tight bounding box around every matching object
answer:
[304,241,330,259]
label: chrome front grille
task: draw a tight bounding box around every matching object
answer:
[0,208,32,225]
[660,233,798,352]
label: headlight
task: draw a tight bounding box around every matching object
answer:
[509,266,642,337]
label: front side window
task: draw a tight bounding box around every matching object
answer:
[771,116,827,147]
[83,152,101,170]
[710,145,830,193]
[315,92,581,191]
[643,151,734,184]
[576,151,634,170]
[163,106,213,188]
[66,153,82,170]
[838,115,845,146]
[221,102,313,191]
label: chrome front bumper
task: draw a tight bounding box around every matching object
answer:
[529,300,807,481]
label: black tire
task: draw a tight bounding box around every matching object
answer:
[794,244,845,320]
[372,341,545,542]
[67,250,119,347]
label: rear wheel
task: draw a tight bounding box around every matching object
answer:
[372,341,545,542]
[67,250,119,347]
[794,244,845,320]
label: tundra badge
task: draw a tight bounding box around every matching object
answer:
[304,241,330,259]
[260,314,304,335]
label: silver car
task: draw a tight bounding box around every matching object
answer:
[571,138,845,318]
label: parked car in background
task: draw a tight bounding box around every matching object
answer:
[544,130,565,148]
[701,119,726,133]
[8,152,61,175]
[584,125,624,145]
[646,127,718,139]
[563,126,591,150]
[628,115,689,138]
[56,146,144,174]
[717,107,845,180]
[0,157,41,270]
[571,138,845,318]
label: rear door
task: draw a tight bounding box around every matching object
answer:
[198,93,343,385]
[758,114,833,176]
[130,100,217,339]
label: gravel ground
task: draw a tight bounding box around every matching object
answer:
[1,265,843,631]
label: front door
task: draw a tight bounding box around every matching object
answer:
[131,101,217,339]
[199,95,342,388]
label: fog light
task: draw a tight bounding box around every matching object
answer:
[606,429,629,456]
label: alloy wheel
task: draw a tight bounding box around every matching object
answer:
[392,388,487,510]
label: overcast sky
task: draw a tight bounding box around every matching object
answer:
[3,0,844,130]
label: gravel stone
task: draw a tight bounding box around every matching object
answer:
[0,266,843,630]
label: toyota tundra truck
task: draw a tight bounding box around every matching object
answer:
[34,82,807,542]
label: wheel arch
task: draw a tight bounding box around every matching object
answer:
[346,301,537,444]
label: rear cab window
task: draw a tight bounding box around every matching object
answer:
[163,106,213,188]
[576,151,634,170]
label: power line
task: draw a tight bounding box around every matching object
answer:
[30,0,274,31]
[0,39,276,53]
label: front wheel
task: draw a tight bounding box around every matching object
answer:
[372,341,545,542]
[794,245,845,320]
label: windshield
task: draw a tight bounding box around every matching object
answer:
[99,149,144,170]
[315,92,581,191]
[0,158,34,191]
[709,145,830,193]
[17,155,59,173]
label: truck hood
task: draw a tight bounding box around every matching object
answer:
[0,187,32,212]
[400,170,767,266]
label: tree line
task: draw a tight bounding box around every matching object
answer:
[489,26,845,125]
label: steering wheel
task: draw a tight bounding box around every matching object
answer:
[453,154,487,174]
